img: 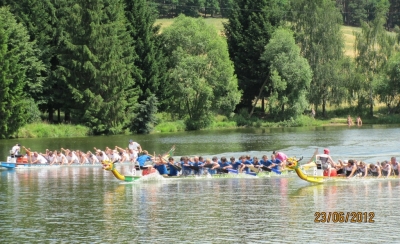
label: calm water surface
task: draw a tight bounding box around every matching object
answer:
[1,126,400,243]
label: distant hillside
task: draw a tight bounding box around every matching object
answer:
[156,18,361,58]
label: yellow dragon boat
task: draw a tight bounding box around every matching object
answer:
[286,156,400,184]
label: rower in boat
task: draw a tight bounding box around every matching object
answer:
[136,150,153,170]
[217,157,232,174]
[230,157,241,172]
[167,157,180,176]
[390,157,399,177]
[368,163,381,177]
[152,155,168,176]
[380,161,391,177]
[31,152,48,164]
[66,150,80,165]
[191,156,204,176]
[356,161,368,177]
[181,156,193,176]
[239,155,253,173]
[55,151,68,165]
[114,146,129,163]
[344,160,357,178]
[87,151,99,165]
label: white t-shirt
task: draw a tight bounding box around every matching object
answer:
[12,145,20,154]
[56,154,67,163]
[67,152,79,163]
[32,154,48,164]
[128,142,140,151]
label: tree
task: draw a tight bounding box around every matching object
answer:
[260,28,312,120]
[0,7,44,138]
[224,0,288,111]
[291,0,345,116]
[163,15,241,130]
[130,95,158,134]
[124,0,167,107]
[354,12,396,116]
[0,0,66,122]
[57,0,138,134]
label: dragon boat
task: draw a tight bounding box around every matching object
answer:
[0,155,131,170]
[286,156,400,184]
[101,160,286,182]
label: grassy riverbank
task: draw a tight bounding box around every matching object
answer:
[13,112,400,138]
[15,123,91,138]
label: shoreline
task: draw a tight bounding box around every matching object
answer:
[12,116,400,139]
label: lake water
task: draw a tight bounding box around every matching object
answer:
[1,126,400,243]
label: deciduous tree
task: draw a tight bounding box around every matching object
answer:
[163,15,240,130]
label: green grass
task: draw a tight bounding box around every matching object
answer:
[16,123,91,138]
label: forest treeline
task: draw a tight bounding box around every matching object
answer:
[1,0,400,138]
[152,0,400,29]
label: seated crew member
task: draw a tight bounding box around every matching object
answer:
[136,150,153,170]
[239,155,252,173]
[202,156,219,175]
[260,155,273,171]
[230,157,241,172]
[66,151,80,165]
[269,154,282,172]
[180,156,193,176]
[192,156,204,176]
[167,157,180,176]
[345,159,357,178]
[86,151,99,164]
[152,155,168,176]
[390,157,399,177]
[115,146,129,163]
[31,152,48,164]
[55,151,68,165]
[380,161,391,177]
[356,161,368,177]
[78,150,89,164]
[368,163,381,177]
[217,157,232,173]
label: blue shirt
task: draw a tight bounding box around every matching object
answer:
[168,162,179,176]
[137,155,151,167]
[154,164,168,175]
[269,159,282,170]
[231,161,241,170]
[219,162,231,168]
[260,159,271,167]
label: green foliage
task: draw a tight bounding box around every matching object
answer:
[224,0,288,109]
[24,98,42,123]
[261,28,312,120]
[291,0,345,116]
[130,95,159,134]
[162,15,240,130]
[0,7,44,138]
[354,12,397,116]
[154,121,186,133]
[124,0,167,106]
[57,0,138,134]
[16,122,91,138]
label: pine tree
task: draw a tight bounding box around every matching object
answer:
[57,0,138,134]
[0,7,42,138]
[224,0,288,111]
[124,0,167,105]
[0,0,61,121]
